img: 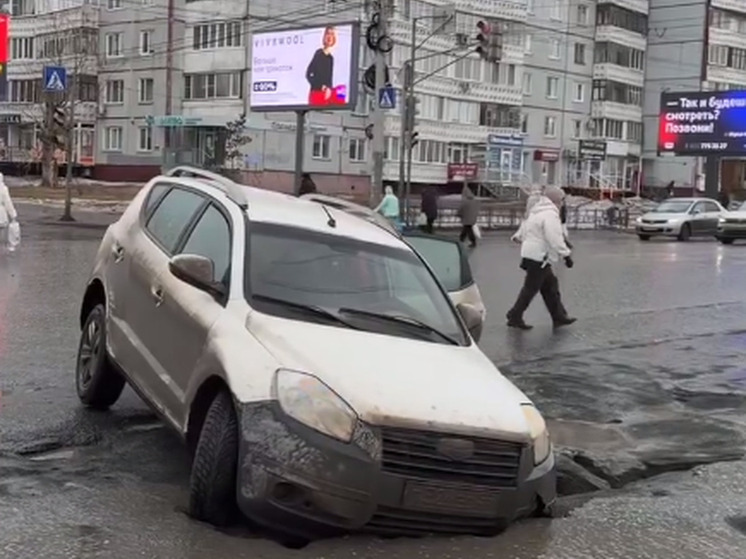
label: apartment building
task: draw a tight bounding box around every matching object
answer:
[644,0,746,194]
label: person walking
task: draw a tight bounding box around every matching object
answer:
[420,186,439,234]
[506,185,576,330]
[374,186,401,228]
[0,173,18,251]
[457,186,479,247]
[298,173,317,196]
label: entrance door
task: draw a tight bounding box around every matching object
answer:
[499,149,512,182]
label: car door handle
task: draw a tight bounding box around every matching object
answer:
[112,243,125,263]
[150,285,164,307]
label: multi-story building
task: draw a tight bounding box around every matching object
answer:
[2,0,99,171]
[644,0,746,194]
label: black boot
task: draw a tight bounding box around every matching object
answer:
[507,312,533,330]
[553,317,577,328]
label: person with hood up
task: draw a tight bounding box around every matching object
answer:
[0,173,18,251]
[420,186,439,233]
[375,186,400,226]
[456,186,479,247]
[298,173,317,196]
[507,185,575,330]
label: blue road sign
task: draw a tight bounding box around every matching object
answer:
[378,86,396,110]
[43,66,67,92]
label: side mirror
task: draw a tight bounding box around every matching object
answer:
[169,254,226,299]
[457,302,483,343]
[690,208,701,215]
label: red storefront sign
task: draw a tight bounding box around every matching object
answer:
[533,149,560,162]
[0,15,9,64]
[447,163,479,180]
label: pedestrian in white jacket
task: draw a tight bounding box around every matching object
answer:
[507,186,575,330]
[0,174,18,248]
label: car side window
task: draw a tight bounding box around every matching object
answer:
[705,201,720,213]
[179,204,232,285]
[692,202,705,213]
[146,188,206,254]
[143,184,170,218]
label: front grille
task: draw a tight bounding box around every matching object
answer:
[725,218,746,224]
[642,219,668,224]
[366,506,505,536]
[380,427,523,488]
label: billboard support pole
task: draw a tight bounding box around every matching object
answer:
[294,110,306,196]
[704,155,719,198]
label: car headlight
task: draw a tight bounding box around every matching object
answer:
[635,217,642,225]
[521,404,551,465]
[273,369,357,442]
[719,217,726,224]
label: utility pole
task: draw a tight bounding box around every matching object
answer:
[62,95,75,222]
[370,0,391,206]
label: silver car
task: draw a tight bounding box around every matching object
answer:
[716,201,746,244]
[635,197,724,241]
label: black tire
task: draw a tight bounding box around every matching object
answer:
[189,390,239,527]
[678,223,691,242]
[75,304,126,410]
[719,238,735,245]
[638,234,651,241]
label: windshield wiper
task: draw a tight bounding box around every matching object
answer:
[252,294,362,330]
[337,307,460,345]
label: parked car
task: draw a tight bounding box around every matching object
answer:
[301,193,486,322]
[75,167,555,544]
[635,197,725,241]
[716,201,746,244]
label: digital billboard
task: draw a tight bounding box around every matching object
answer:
[250,23,360,112]
[658,90,746,155]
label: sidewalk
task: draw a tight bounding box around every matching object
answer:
[17,202,121,229]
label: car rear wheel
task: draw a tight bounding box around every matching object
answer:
[677,223,691,242]
[638,234,651,241]
[75,303,126,410]
[719,237,735,245]
[189,390,239,527]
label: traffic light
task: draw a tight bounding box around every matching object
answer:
[52,105,66,147]
[409,131,419,149]
[475,20,502,63]
[405,96,420,149]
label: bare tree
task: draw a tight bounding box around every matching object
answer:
[18,8,98,219]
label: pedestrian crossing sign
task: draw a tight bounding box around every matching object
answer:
[43,66,67,92]
[378,86,396,110]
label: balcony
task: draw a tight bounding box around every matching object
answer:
[11,4,99,35]
[383,113,520,145]
[593,63,644,88]
[595,26,646,51]
[709,27,746,52]
[712,0,746,16]
[591,101,642,122]
[454,0,528,22]
[598,0,648,15]
[415,74,522,106]
[707,64,746,87]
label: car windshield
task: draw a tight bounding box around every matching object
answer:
[247,223,467,345]
[652,200,693,213]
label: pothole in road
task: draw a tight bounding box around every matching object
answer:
[726,515,746,536]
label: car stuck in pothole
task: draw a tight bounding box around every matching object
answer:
[73,167,556,544]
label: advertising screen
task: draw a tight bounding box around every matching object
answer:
[658,90,746,155]
[250,23,360,112]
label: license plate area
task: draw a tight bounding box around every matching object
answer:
[402,480,500,517]
[640,227,659,232]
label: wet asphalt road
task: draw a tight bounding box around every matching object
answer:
[1,204,745,558]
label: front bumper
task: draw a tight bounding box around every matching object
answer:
[236,402,556,538]
[717,225,746,239]
[636,222,680,236]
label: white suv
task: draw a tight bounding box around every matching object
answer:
[75,167,556,543]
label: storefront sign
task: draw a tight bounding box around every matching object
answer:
[486,133,524,182]
[578,139,607,161]
[533,149,560,162]
[0,114,21,124]
[447,163,479,180]
[146,115,204,127]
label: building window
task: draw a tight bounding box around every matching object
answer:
[138,126,153,151]
[184,72,242,100]
[140,30,154,55]
[138,78,154,104]
[105,80,124,104]
[73,75,98,102]
[708,44,728,66]
[384,136,400,161]
[626,121,643,142]
[574,82,585,102]
[550,0,562,20]
[595,42,645,71]
[549,38,561,60]
[544,116,557,137]
[572,119,582,138]
[592,79,643,106]
[522,72,532,95]
[107,0,122,9]
[592,118,624,139]
[349,138,366,162]
[546,77,559,99]
[479,103,520,127]
[524,33,532,54]
[574,43,586,65]
[312,134,331,159]
[521,113,528,134]
[10,0,35,16]
[11,37,34,60]
[104,126,123,151]
[596,4,648,35]
[105,33,123,58]
[577,4,589,25]
[193,21,243,50]
[9,79,39,103]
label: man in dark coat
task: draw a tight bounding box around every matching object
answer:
[456,187,479,247]
[298,173,317,196]
[420,186,439,233]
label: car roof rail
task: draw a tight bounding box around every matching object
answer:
[164,165,248,209]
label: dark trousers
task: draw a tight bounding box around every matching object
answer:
[459,224,476,245]
[508,258,568,321]
[425,216,435,234]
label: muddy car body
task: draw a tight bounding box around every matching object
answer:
[75,167,556,541]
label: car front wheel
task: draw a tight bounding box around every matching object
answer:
[75,304,126,410]
[678,223,691,242]
[189,390,239,527]
[719,237,735,245]
[638,234,651,241]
